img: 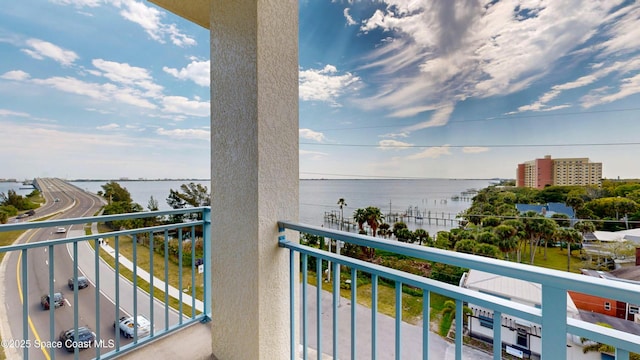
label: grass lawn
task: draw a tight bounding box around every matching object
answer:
[305,269,450,327]
[91,224,203,318]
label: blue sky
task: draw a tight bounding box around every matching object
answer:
[1,1,640,180]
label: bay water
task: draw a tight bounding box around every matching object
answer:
[2,179,492,235]
[68,178,492,235]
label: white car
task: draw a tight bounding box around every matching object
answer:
[56,227,66,233]
[114,315,151,339]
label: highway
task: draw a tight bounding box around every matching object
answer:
[0,178,181,359]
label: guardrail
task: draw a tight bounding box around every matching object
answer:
[278,221,640,360]
[0,207,211,360]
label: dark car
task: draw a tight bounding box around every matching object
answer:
[40,293,64,310]
[68,276,89,290]
[59,326,95,352]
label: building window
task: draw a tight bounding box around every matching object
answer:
[516,327,529,348]
[479,315,493,329]
[605,302,611,311]
[630,306,639,315]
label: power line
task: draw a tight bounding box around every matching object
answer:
[300,142,640,148]
[307,107,640,132]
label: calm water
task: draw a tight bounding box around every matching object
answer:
[0,181,36,197]
[69,178,493,235]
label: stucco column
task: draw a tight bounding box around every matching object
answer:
[210,1,299,359]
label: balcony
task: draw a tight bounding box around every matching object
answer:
[0,207,211,360]
[3,207,640,359]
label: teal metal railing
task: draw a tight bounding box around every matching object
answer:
[279,221,640,360]
[0,207,211,360]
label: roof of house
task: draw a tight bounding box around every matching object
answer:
[461,269,579,316]
[579,310,640,336]
[515,202,575,218]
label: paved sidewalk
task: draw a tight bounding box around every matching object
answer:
[90,223,204,313]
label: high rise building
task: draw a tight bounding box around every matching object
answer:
[516,155,602,189]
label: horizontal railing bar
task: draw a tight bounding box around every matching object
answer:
[567,318,640,354]
[0,220,204,253]
[279,221,640,304]
[282,240,542,325]
[0,207,208,232]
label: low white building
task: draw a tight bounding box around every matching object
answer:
[460,269,599,360]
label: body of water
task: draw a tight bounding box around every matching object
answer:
[70,178,493,236]
[0,181,37,198]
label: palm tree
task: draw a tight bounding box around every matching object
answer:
[337,198,347,231]
[365,206,384,238]
[555,227,583,272]
[353,208,367,234]
[414,228,430,246]
[493,224,518,259]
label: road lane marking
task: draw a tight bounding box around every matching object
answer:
[16,232,52,360]
[64,298,71,307]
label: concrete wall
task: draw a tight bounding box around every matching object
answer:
[209,1,299,359]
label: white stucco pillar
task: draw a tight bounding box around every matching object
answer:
[210,1,299,359]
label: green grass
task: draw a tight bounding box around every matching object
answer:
[90,223,203,317]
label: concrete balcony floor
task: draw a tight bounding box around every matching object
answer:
[115,322,214,360]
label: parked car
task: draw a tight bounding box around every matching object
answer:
[113,315,151,339]
[68,276,89,290]
[56,227,66,233]
[26,209,35,216]
[59,326,95,352]
[40,293,64,310]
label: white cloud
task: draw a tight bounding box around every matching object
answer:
[22,39,78,66]
[92,59,163,97]
[299,65,360,107]
[582,73,640,108]
[344,8,357,26]
[156,127,209,140]
[402,104,454,132]
[163,59,210,87]
[97,123,120,131]
[161,96,210,117]
[378,139,412,150]
[31,76,157,109]
[406,145,451,160]
[113,0,196,46]
[462,147,488,154]
[355,1,639,127]
[50,0,101,7]
[300,149,328,160]
[53,0,196,47]
[0,109,30,117]
[299,128,326,143]
[1,70,30,81]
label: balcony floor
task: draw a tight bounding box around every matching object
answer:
[115,322,215,360]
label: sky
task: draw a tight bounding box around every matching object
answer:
[1,1,640,180]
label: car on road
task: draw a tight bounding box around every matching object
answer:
[40,293,64,310]
[68,276,89,290]
[59,326,95,352]
[114,315,151,339]
[56,227,66,233]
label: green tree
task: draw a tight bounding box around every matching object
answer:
[494,224,518,259]
[392,221,408,238]
[365,206,384,239]
[396,228,414,243]
[524,213,557,263]
[413,228,430,246]
[481,216,501,228]
[554,227,582,272]
[0,211,8,224]
[565,195,584,218]
[353,208,368,234]
[475,243,502,259]
[551,213,570,227]
[377,222,391,238]
[337,198,347,231]
[101,181,133,203]
[454,239,477,254]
